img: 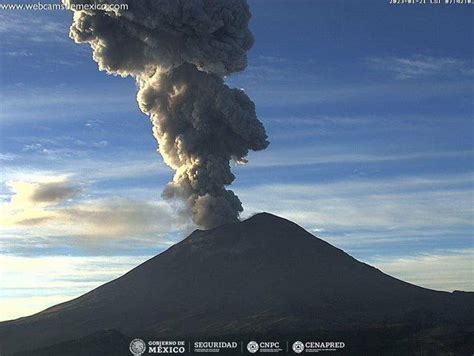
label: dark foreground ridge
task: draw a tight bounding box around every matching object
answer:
[0,213,473,355]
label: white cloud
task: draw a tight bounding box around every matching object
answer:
[0,254,151,321]
[0,86,137,124]
[0,153,15,161]
[367,55,473,80]
[263,113,471,141]
[0,178,191,246]
[0,173,471,321]
[0,295,74,322]
[0,12,66,42]
[0,154,171,183]
[242,147,473,168]
[4,49,32,57]
[243,80,472,108]
[368,249,474,292]
[75,158,171,181]
[237,173,473,232]
[16,138,109,159]
[0,177,77,227]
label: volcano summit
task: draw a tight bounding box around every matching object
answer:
[0,213,472,355]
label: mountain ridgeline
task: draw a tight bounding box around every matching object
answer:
[0,213,472,355]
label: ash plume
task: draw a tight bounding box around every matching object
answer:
[64,0,269,228]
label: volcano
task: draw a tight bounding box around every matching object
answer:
[0,213,472,355]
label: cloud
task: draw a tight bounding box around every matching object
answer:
[368,249,474,292]
[0,12,66,43]
[0,86,137,124]
[0,178,78,229]
[0,295,74,322]
[0,178,190,245]
[3,178,77,207]
[266,115,371,127]
[0,153,15,161]
[237,173,473,232]
[4,50,32,57]
[64,0,269,228]
[0,254,150,321]
[235,175,473,293]
[17,217,54,226]
[58,198,188,238]
[0,156,171,188]
[263,113,471,141]
[29,181,79,203]
[19,139,109,159]
[243,147,473,168]
[242,80,473,108]
[366,55,473,80]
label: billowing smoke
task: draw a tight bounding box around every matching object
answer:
[64,0,268,228]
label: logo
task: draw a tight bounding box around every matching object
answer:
[257,341,283,353]
[292,341,304,354]
[303,341,345,352]
[129,338,146,356]
[247,341,259,353]
[193,341,239,353]
[291,341,345,353]
[147,340,186,354]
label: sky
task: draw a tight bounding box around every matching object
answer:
[0,0,473,321]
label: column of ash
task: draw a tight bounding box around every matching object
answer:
[65,0,269,228]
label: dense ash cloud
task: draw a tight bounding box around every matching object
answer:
[64,0,268,228]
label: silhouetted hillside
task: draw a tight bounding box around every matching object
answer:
[0,213,472,355]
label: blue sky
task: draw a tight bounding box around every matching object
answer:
[0,0,473,321]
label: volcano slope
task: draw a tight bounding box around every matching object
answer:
[0,213,472,355]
